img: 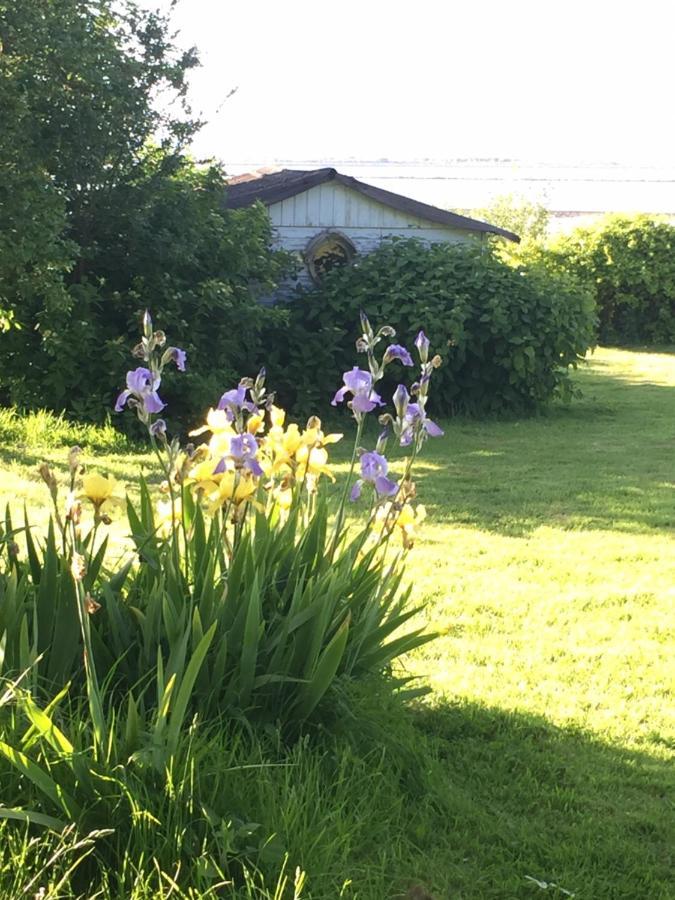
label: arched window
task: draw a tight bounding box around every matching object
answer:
[304,230,356,283]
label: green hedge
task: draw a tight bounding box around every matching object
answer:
[270,238,596,417]
[548,215,675,345]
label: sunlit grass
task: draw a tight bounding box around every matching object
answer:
[1,346,674,897]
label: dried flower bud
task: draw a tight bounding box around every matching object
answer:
[378,325,396,338]
[132,341,146,359]
[71,501,82,525]
[400,479,417,501]
[306,415,321,430]
[38,463,58,498]
[71,553,87,582]
[239,377,254,390]
[84,592,101,614]
[100,513,112,526]
[153,329,166,347]
[355,337,368,353]
[7,541,19,560]
[431,355,443,369]
[149,418,167,439]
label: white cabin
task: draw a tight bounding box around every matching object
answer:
[225,168,518,297]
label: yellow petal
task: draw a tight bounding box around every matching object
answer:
[82,472,115,505]
[247,413,264,434]
[270,405,286,428]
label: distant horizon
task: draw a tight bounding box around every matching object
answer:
[220,156,675,170]
[220,159,675,218]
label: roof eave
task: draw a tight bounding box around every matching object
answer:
[225,167,520,243]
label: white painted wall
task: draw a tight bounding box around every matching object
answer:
[268,181,477,246]
[262,180,481,301]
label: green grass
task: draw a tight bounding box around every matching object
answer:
[1,347,674,898]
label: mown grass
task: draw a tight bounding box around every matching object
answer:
[1,347,674,898]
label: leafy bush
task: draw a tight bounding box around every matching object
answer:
[271,238,596,417]
[547,214,675,345]
[0,159,293,430]
[0,1,293,428]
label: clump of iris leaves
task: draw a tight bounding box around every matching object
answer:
[0,311,447,898]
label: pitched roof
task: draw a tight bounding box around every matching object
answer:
[224,167,520,242]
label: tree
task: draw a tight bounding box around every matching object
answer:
[0,0,291,425]
[473,193,550,252]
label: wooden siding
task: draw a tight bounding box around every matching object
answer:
[268,181,468,231]
[263,180,479,302]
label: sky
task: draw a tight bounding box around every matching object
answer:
[143,0,674,167]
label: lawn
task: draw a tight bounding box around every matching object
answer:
[1,347,673,898]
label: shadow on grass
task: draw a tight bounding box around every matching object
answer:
[400,698,674,899]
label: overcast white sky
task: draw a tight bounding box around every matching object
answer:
[145,0,674,166]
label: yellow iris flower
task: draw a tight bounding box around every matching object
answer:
[204,471,258,515]
[82,472,116,508]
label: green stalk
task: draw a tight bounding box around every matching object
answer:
[65,468,107,756]
[329,415,364,559]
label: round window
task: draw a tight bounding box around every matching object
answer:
[305,231,356,283]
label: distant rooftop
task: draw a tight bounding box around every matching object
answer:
[225,167,520,242]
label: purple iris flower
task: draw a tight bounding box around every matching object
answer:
[214,433,264,477]
[332,367,384,414]
[400,402,444,446]
[115,367,165,415]
[350,450,398,501]
[166,347,187,372]
[415,330,430,362]
[384,344,414,367]
[217,383,257,421]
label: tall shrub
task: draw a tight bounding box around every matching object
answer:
[549,215,675,345]
[271,239,596,417]
[0,1,293,426]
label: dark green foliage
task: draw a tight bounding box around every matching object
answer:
[549,214,675,344]
[272,238,596,416]
[0,0,292,426]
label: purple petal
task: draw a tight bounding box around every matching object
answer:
[218,385,247,411]
[343,367,373,394]
[246,458,264,477]
[352,395,378,414]
[424,418,444,437]
[114,389,131,412]
[213,457,226,475]
[393,384,410,418]
[149,418,167,437]
[144,391,165,414]
[126,367,153,393]
[331,386,348,406]
[400,428,414,447]
[375,474,398,497]
[168,347,187,372]
[360,451,388,482]
[350,480,363,502]
[414,331,430,361]
[384,344,414,367]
